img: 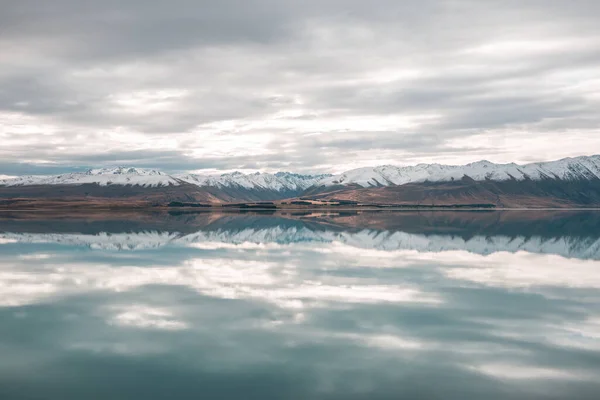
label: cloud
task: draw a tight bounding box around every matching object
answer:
[1,0,600,174]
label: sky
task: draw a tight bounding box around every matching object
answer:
[1,0,600,176]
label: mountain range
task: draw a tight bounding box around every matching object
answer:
[2,155,600,208]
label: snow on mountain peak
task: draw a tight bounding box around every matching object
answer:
[86,167,165,176]
[0,167,178,187]
[315,155,600,188]
[1,155,600,191]
[176,171,331,192]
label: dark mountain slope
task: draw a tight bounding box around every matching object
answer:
[303,177,600,207]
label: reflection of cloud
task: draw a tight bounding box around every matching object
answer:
[0,256,438,309]
[473,363,584,380]
[68,341,170,355]
[0,270,60,307]
[188,242,282,250]
[362,334,424,350]
[1,244,598,312]
[551,317,600,350]
[1,231,599,398]
[264,284,438,305]
[109,305,188,331]
[438,251,600,288]
[18,254,51,260]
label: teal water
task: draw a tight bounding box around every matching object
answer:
[0,211,599,399]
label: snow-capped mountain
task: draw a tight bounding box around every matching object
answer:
[2,156,600,190]
[316,155,600,188]
[0,167,332,203]
[0,167,180,188]
[0,167,329,194]
[2,156,600,206]
[176,171,329,192]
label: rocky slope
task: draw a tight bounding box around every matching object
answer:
[304,178,600,207]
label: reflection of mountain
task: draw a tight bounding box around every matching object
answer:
[1,211,600,259]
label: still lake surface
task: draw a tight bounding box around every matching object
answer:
[0,210,599,399]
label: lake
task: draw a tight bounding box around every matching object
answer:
[1,210,599,399]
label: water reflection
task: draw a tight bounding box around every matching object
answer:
[0,211,599,399]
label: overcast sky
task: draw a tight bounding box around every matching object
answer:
[1,0,600,175]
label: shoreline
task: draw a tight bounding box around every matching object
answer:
[2,206,600,213]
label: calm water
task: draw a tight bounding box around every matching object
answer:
[1,210,599,400]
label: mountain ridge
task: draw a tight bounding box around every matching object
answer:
[2,155,600,207]
[314,155,600,189]
[2,155,600,190]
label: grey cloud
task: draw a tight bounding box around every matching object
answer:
[0,151,329,175]
[1,0,600,172]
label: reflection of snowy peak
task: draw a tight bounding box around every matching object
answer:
[2,228,600,259]
[317,155,600,188]
[0,231,181,251]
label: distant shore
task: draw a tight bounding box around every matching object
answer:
[2,205,600,213]
[3,197,600,213]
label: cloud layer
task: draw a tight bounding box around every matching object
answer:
[2,0,600,174]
